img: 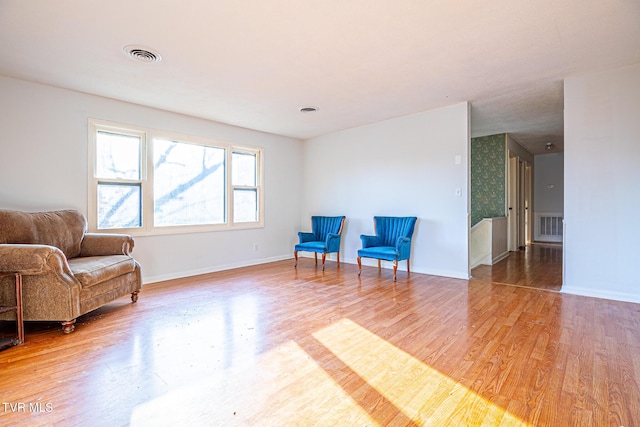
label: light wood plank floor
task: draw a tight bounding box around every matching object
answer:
[1,256,639,426]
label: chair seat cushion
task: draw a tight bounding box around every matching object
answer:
[295,241,327,253]
[358,246,399,261]
[69,255,137,287]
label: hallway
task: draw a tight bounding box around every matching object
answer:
[471,243,563,291]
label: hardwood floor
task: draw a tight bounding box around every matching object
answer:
[471,243,563,292]
[1,257,639,426]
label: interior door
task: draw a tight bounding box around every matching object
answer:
[524,162,532,245]
[508,154,518,251]
[518,158,526,248]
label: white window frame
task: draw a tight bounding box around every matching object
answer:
[88,118,264,235]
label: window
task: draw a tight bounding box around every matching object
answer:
[232,151,259,223]
[88,119,264,234]
[153,138,225,227]
[94,129,144,229]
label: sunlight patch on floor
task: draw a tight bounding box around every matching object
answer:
[313,318,530,426]
[129,340,377,426]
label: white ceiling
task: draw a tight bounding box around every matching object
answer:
[1,1,639,155]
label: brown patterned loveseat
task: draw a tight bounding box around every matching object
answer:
[0,209,141,333]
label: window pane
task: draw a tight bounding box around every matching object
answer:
[232,152,256,186]
[97,183,142,229]
[234,188,258,222]
[153,138,225,226]
[96,131,141,179]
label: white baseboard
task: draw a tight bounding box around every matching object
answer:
[470,254,490,270]
[492,251,510,264]
[142,254,292,285]
[561,286,640,304]
[342,256,470,280]
[143,254,472,285]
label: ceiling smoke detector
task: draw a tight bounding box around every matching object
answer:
[124,45,162,63]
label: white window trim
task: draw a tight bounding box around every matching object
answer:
[88,118,264,236]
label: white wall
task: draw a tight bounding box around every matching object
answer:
[534,153,564,213]
[563,63,640,302]
[302,102,470,279]
[0,76,303,283]
[507,134,534,164]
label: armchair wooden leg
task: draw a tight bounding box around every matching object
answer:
[61,319,76,334]
[337,252,340,268]
[393,260,398,282]
[377,260,381,271]
[294,251,298,268]
[322,253,326,271]
[314,253,318,265]
[357,257,362,276]
[407,259,410,276]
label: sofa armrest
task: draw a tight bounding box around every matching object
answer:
[80,233,135,257]
[0,244,70,275]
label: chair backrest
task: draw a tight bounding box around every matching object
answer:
[374,216,417,246]
[311,216,345,240]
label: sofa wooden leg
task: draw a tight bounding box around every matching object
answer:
[393,260,398,282]
[294,251,298,268]
[322,253,326,271]
[61,319,76,334]
[357,257,362,276]
[314,253,318,265]
[131,291,139,303]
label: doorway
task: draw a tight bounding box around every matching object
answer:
[501,148,563,291]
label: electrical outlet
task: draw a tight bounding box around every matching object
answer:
[253,243,259,251]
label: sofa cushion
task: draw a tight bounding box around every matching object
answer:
[0,209,86,259]
[68,255,137,287]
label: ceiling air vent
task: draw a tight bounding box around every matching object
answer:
[124,45,162,63]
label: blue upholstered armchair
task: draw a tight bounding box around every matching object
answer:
[294,216,346,271]
[357,216,418,281]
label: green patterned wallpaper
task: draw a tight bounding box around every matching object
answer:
[471,134,506,226]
